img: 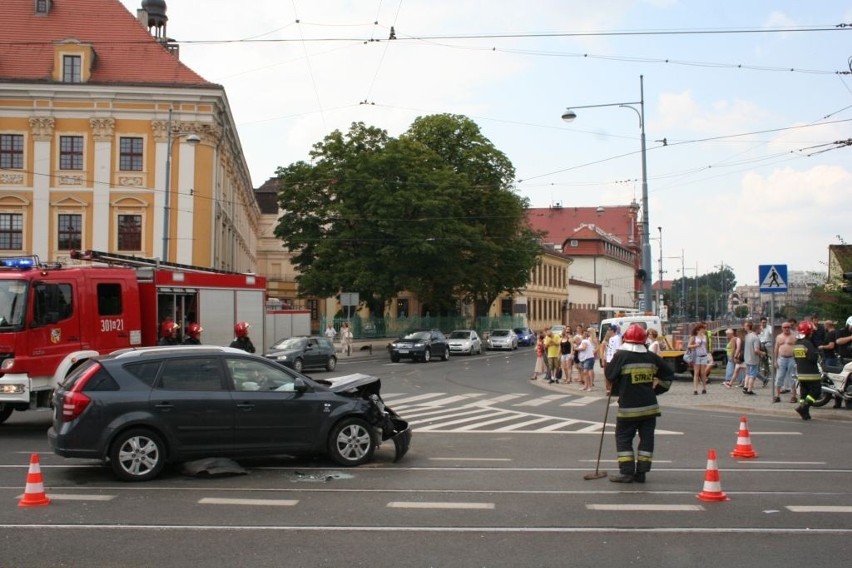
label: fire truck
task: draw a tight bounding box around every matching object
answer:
[0,250,268,423]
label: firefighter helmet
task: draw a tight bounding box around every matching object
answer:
[622,323,648,345]
[160,319,178,338]
[797,321,815,336]
[234,321,250,338]
[187,322,203,339]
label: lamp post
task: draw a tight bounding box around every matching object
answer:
[163,108,200,261]
[562,75,652,313]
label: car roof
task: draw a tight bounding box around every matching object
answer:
[107,345,248,360]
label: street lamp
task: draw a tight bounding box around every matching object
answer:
[562,75,652,313]
[163,108,200,261]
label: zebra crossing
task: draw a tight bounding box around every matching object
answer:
[384,391,605,434]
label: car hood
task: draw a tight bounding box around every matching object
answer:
[321,373,381,394]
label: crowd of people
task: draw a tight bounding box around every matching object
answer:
[530,324,624,393]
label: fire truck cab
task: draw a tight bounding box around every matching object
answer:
[0,252,266,423]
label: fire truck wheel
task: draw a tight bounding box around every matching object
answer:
[0,404,13,424]
[109,429,166,482]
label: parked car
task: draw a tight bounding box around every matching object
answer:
[388,330,450,363]
[47,346,411,481]
[487,329,518,351]
[264,336,337,373]
[447,329,482,355]
[513,326,535,346]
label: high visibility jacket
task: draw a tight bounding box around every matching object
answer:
[794,338,820,381]
[605,345,674,421]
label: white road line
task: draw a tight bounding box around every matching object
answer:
[513,394,572,407]
[452,414,530,431]
[786,506,852,513]
[415,410,510,431]
[399,406,490,420]
[419,394,485,406]
[748,432,802,436]
[473,394,526,405]
[198,498,299,507]
[587,504,704,511]
[491,417,554,431]
[407,408,498,425]
[737,461,825,465]
[24,494,116,501]
[428,458,512,462]
[536,419,584,432]
[387,502,495,510]
[381,393,447,405]
[561,396,599,406]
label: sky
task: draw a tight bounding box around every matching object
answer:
[119,0,852,288]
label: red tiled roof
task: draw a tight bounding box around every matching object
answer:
[0,0,212,87]
[526,205,640,248]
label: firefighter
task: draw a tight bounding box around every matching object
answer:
[793,321,821,421]
[183,322,203,345]
[230,321,256,353]
[604,323,674,483]
[157,319,180,346]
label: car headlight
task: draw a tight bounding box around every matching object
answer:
[277,355,289,361]
[414,342,425,347]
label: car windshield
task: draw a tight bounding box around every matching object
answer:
[513,328,527,334]
[403,331,430,341]
[271,337,308,350]
[448,331,472,339]
[492,330,510,337]
[0,279,28,329]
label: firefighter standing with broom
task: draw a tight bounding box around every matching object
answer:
[603,323,673,483]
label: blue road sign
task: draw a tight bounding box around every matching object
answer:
[759,264,788,293]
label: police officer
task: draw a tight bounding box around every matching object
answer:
[230,321,256,353]
[604,323,674,483]
[183,322,203,345]
[793,321,821,421]
[157,319,180,346]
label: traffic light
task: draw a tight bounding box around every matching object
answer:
[843,271,852,293]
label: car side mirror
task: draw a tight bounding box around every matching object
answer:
[294,377,308,393]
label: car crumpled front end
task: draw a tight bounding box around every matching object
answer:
[319,373,412,462]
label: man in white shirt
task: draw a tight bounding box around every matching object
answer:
[605,324,622,366]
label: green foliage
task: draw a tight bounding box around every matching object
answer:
[273,115,542,315]
[734,305,749,318]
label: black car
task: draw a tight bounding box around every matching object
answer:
[47,346,411,481]
[388,330,450,363]
[264,336,337,373]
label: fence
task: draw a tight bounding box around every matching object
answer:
[321,314,528,340]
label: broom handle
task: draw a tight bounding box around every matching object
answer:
[593,392,613,473]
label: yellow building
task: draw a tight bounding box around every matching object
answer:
[0,0,259,271]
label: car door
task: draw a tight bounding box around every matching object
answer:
[148,356,234,457]
[226,357,328,452]
[304,337,322,368]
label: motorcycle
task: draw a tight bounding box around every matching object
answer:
[811,359,852,409]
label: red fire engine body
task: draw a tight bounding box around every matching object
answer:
[0,251,267,423]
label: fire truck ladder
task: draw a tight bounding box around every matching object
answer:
[69,249,245,275]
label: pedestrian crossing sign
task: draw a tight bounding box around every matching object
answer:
[759,264,787,293]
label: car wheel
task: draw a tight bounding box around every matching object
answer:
[390,354,400,363]
[328,417,375,466]
[441,346,450,361]
[0,403,13,424]
[293,358,304,373]
[422,348,431,363]
[108,429,166,482]
[326,356,337,371]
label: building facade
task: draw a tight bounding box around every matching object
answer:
[0,0,259,272]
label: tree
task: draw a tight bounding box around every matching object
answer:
[273,115,541,316]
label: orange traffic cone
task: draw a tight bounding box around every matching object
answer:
[18,453,50,507]
[697,449,730,502]
[730,415,758,459]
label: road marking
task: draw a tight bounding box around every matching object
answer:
[452,414,531,431]
[382,393,447,405]
[473,394,526,405]
[587,504,704,511]
[198,498,299,507]
[737,461,825,465]
[415,410,509,431]
[19,494,116,501]
[491,417,553,431]
[786,506,852,513]
[561,396,599,406]
[536,419,583,432]
[401,406,492,420]
[407,408,498,425]
[428,457,512,462]
[748,432,802,436]
[387,501,495,510]
[513,394,572,407]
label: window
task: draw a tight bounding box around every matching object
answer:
[36,0,50,14]
[0,213,23,250]
[33,282,73,324]
[59,136,83,170]
[227,358,296,392]
[96,283,123,316]
[62,55,81,83]
[119,137,143,171]
[117,214,142,251]
[0,134,24,169]
[57,213,82,250]
[158,358,224,391]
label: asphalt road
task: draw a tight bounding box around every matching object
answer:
[1,347,850,567]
